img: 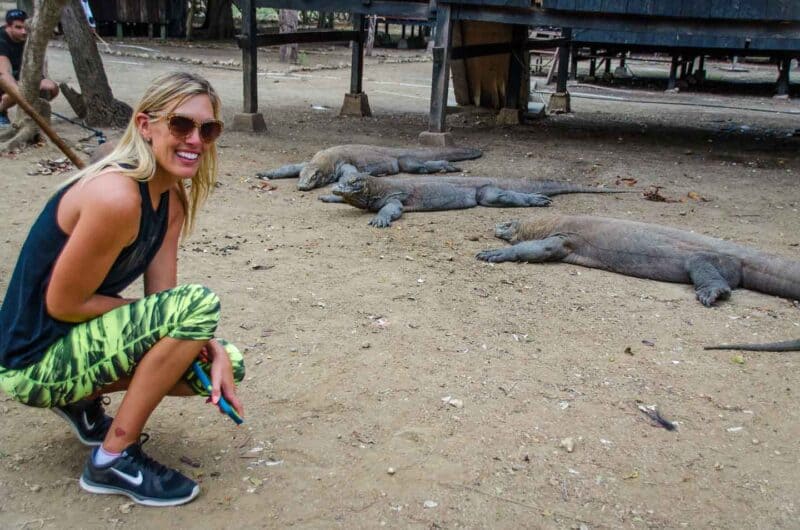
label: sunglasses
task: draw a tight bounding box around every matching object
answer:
[149,112,224,143]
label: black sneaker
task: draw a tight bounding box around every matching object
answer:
[79,435,200,506]
[53,396,113,446]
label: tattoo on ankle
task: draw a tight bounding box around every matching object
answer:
[114,427,127,437]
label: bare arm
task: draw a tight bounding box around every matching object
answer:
[46,177,141,322]
[143,186,185,295]
[0,56,17,89]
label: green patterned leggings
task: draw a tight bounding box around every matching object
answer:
[0,284,245,408]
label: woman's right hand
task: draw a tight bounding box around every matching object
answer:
[207,339,244,418]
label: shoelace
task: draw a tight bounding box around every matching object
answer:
[131,434,172,478]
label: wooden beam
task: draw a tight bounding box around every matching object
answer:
[255,0,431,19]
[450,38,567,60]
[449,5,800,49]
[237,30,360,48]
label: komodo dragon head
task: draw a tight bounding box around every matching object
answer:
[297,163,333,191]
[494,216,562,243]
[494,220,523,242]
[331,172,372,209]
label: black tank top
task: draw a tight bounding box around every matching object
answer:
[0,179,169,369]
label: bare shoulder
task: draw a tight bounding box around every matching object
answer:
[79,171,142,218]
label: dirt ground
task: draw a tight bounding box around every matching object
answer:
[1,39,799,529]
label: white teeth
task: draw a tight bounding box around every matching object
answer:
[177,151,199,160]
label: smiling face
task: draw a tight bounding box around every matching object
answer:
[4,20,26,43]
[137,94,216,182]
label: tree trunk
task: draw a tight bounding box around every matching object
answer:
[1,0,66,150]
[185,0,196,41]
[278,10,298,63]
[365,15,376,57]
[60,0,131,127]
[204,0,234,40]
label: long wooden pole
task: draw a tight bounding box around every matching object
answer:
[0,73,86,169]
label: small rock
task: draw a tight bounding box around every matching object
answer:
[560,437,575,453]
[447,398,463,408]
[423,500,438,509]
[29,484,41,492]
[387,467,396,475]
[119,502,134,514]
[361,342,371,349]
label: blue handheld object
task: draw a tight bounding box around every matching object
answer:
[192,361,243,425]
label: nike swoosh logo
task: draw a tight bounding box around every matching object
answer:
[82,411,96,431]
[110,468,143,486]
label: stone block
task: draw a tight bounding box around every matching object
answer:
[340,93,372,117]
[418,131,453,147]
[495,107,521,125]
[547,92,571,114]
[230,112,267,133]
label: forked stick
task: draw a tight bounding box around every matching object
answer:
[0,73,86,169]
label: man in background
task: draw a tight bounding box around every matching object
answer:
[0,9,60,127]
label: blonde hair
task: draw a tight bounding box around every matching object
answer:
[64,71,222,235]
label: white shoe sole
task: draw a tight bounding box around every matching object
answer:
[80,475,201,507]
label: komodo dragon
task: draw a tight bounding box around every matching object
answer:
[476,215,800,351]
[320,171,629,227]
[256,144,482,191]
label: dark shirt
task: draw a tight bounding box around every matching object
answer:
[0,178,169,369]
[0,26,24,80]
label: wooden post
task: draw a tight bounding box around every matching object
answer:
[588,47,596,77]
[341,14,371,116]
[427,4,452,134]
[242,0,257,114]
[504,24,528,110]
[556,28,570,94]
[668,55,678,89]
[569,44,577,80]
[350,14,365,94]
[547,27,571,113]
[231,0,267,131]
[776,58,790,96]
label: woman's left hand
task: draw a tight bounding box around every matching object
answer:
[207,339,244,418]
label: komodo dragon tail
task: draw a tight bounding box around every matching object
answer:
[704,339,800,352]
[438,147,482,161]
[532,181,636,196]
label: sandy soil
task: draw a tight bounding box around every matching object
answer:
[0,41,799,529]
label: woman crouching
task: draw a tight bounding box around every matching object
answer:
[0,71,245,506]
